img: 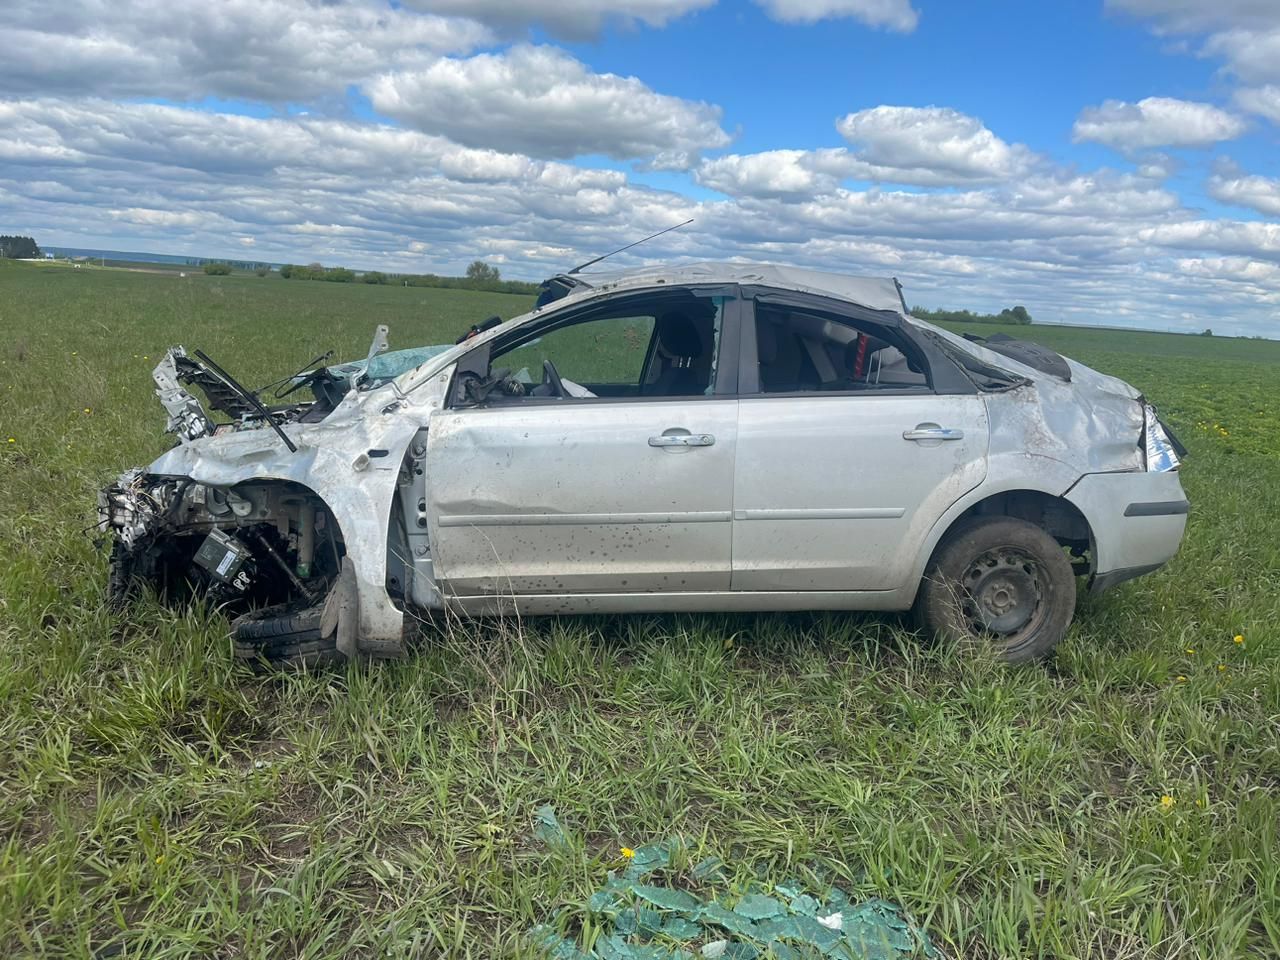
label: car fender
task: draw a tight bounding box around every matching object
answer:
[903,451,1085,604]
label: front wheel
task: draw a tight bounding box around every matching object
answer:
[914,516,1076,663]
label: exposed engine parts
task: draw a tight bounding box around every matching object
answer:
[98,473,345,616]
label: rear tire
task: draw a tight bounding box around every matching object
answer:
[914,516,1076,663]
[230,603,341,669]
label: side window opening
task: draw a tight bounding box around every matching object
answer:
[455,292,726,406]
[754,306,930,394]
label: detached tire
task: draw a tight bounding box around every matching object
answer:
[914,516,1076,663]
[231,604,341,669]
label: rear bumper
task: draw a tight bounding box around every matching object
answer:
[1063,471,1189,594]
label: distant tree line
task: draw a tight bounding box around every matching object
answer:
[911,304,1033,325]
[278,259,539,295]
[0,235,42,259]
[187,257,274,271]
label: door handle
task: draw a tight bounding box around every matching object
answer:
[903,425,965,441]
[648,433,715,447]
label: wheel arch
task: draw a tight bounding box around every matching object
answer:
[906,482,1095,607]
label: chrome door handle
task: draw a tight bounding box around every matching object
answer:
[649,433,715,447]
[903,426,965,441]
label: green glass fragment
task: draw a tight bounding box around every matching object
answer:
[624,843,671,880]
[773,880,804,899]
[699,902,759,939]
[634,885,702,914]
[660,917,702,940]
[782,914,840,953]
[590,889,623,914]
[530,836,937,960]
[636,907,666,939]
[533,804,570,848]
[529,924,590,960]
[788,894,819,917]
[734,894,785,921]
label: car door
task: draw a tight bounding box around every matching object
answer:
[730,295,990,592]
[425,290,741,598]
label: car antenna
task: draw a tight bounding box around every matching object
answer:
[567,218,693,275]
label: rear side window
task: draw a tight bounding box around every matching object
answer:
[753,307,930,393]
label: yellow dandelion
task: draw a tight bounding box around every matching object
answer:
[1217,664,1226,672]
[83,407,91,414]
[621,847,635,860]
[1194,799,1203,808]
[1175,675,1187,683]
[1185,647,1196,654]
[1233,634,1245,645]
[155,855,164,865]
[1160,795,1175,810]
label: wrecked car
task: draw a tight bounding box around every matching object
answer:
[99,262,1188,665]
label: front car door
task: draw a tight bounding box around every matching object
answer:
[425,287,742,603]
[730,291,990,592]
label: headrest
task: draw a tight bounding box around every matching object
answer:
[656,311,703,358]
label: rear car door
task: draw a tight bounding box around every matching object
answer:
[731,294,990,592]
[425,289,742,598]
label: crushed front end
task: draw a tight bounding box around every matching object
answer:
[99,469,345,614]
[97,327,448,663]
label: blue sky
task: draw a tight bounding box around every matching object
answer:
[2,0,1279,334]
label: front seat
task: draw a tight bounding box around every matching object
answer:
[645,311,705,396]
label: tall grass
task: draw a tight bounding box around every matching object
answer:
[1,263,1277,958]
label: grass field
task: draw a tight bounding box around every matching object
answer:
[1,261,1278,959]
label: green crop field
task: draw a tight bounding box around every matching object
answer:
[1,260,1278,959]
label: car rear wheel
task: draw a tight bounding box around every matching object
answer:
[914,516,1076,663]
[230,603,342,669]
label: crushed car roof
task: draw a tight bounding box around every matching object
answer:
[559,261,908,316]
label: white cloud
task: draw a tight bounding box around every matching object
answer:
[1204,29,1280,85]
[1072,96,1245,150]
[1208,168,1280,216]
[402,0,715,39]
[1135,153,1179,179]
[365,45,730,164]
[1234,85,1280,124]
[753,0,919,31]
[835,106,1036,184]
[3,97,1280,336]
[1108,2,1280,85]
[695,150,835,198]
[1106,1,1280,33]
[0,0,490,102]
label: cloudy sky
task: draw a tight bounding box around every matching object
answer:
[3,0,1280,335]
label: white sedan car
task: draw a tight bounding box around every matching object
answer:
[100,262,1188,664]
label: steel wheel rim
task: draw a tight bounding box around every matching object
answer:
[959,546,1047,643]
